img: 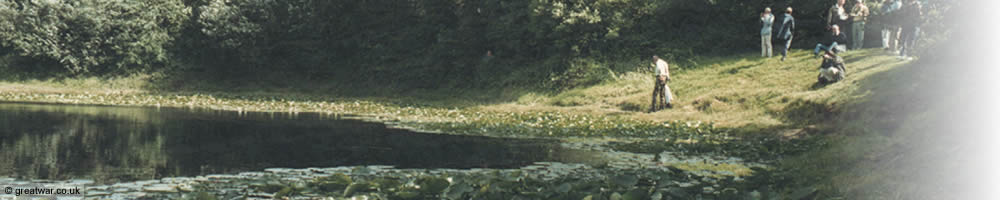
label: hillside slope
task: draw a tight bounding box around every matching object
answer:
[0,48,933,198]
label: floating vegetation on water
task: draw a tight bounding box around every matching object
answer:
[0,90,815,199]
[0,92,729,140]
[0,139,779,199]
[33,163,762,199]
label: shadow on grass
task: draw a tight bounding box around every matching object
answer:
[809,81,831,90]
[767,48,975,198]
[724,62,764,74]
[774,50,906,127]
[843,55,869,64]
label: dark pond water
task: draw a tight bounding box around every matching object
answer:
[0,103,587,184]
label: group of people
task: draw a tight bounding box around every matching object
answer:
[759,7,797,61]
[881,0,924,58]
[649,0,925,112]
[760,0,923,60]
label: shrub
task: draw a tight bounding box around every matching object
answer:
[0,0,189,74]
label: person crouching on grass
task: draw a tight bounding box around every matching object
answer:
[818,49,847,84]
[649,55,673,112]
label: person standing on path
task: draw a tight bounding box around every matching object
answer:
[761,7,775,58]
[850,0,870,49]
[649,55,673,112]
[777,7,796,61]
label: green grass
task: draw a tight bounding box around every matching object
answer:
[773,54,968,199]
[0,49,911,138]
[539,49,907,128]
[0,49,921,198]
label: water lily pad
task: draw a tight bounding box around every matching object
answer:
[134,180,160,186]
[251,182,285,193]
[395,191,421,199]
[246,192,274,199]
[554,182,572,194]
[611,174,639,188]
[313,173,352,192]
[416,176,450,196]
[189,191,219,200]
[702,186,715,194]
[623,189,649,200]
[143,184,177,193]
[89,185,110,191]
[666,187,689,198]
[444,183,473,200]
[274,186,299,199]
[610,192,623,200]
[343,182,375,197]
[120,192,148,198]
[650,192,663,200]
[86,191,112,197]
[372,178,402,192]
[749,190,762,200]
[177,183,195,192]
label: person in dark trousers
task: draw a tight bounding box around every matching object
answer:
[776,7,795,61]
[649,55,672,112]
[898,0,922,59]
[814,25,849,57]
[880,0,902,51]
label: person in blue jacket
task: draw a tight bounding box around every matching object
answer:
[776,7,795,61]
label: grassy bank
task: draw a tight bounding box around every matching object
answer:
[0,49,912,144]
[0,49,907,139]
[1,49,917,198]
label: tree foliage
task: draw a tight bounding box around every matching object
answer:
[0,0,954,89]
[0,0,188,74]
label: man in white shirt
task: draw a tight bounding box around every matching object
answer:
[650,55,673,112]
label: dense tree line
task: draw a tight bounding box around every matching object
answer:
[0,0,951,89]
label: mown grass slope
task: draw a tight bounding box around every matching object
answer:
[495,49,909,129]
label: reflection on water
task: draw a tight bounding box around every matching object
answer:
[0,103,581,184]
